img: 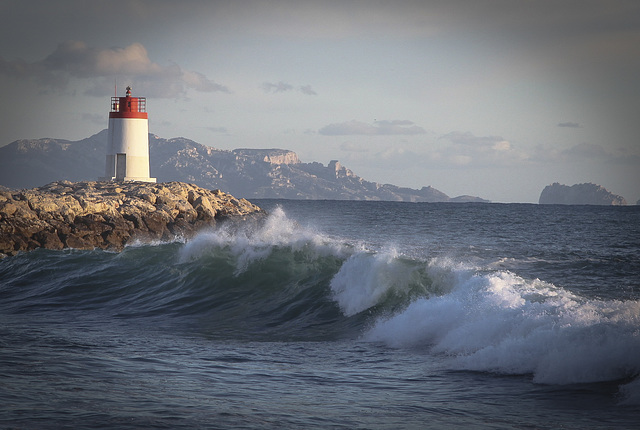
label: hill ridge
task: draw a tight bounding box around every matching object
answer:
[0,130,489,202]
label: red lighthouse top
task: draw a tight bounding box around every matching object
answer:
[109,86,147,119]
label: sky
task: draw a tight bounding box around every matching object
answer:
[1,0,639,203]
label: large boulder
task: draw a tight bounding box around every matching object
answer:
[0,181,264,257]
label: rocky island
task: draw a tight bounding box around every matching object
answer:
[539,182,627,205]
[0,181,263,257]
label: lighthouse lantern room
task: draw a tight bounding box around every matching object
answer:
[102,86,156,183]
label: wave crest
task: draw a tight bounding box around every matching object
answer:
[329,250,453,316]
[178,206,350,274]
[364,264,640,402]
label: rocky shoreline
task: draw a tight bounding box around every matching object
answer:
[0,181,264,257]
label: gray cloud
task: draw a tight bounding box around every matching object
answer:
[319,120,426,136]
[530,142,640,166]
[0,41,229,98]
[183,70,230,93]
[262,81,317,95]
[441,131,507,147]
[437,131,524,166]
[262,81,294,93]
[299,84,317,95]
[562,143,611,159]
[0,56,38,79]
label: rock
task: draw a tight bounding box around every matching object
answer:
[192,195,216,220]
[102,228,131,248]
[0,201,20,217]
[0,181,264,257]
[63,233,94,250]
[539,183,627,205]
[142,210,172,237]
[34,229,64,250]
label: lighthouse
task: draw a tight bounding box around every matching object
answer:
[102,86,156,183]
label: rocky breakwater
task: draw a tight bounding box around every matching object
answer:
[0,181,264,257]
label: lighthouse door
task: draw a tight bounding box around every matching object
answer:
[116,153,127,180]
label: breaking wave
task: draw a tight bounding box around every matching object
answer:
[1,205,639,403]
[363,262,640,403]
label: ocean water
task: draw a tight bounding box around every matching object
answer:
[1,200,639,429]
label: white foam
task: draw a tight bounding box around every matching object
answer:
[329,253,471,317]
[364,262,640,401]
[178,206,350,274]
[330,249,402,316]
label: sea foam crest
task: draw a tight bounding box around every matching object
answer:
[330,249,403,316]
[330,254,474,317]
[178,206,349,274]
[364,264,640,402]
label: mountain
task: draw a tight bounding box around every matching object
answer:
[0,135,105,189]
[539,182,627,205]
[0,130,489,202]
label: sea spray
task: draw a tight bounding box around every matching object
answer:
[178,206,351,275]
[363,262,640,402]
[329,249,438,316]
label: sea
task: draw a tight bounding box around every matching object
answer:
[1,199,639,429]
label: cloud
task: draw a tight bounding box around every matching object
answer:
[561,143,612,160]
[319,120,426,136]
[436,131,525,166]
[299,84,317,95]
[441,131,507,147]
[530,142,640,166]
[262,81,294,93]
[0,41,229,98]
[43,41,158,78]
[319,120,376,135]
[262,81,317,95]
[0,56,37,78]
[183,70,230,93]
[557,122,581,128]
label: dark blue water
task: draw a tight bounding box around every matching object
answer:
[1,201,639,429]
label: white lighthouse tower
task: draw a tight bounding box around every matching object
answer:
[102,86,156,182]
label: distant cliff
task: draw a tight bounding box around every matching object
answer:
[539,183,627,205]
[0,130,488,203]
